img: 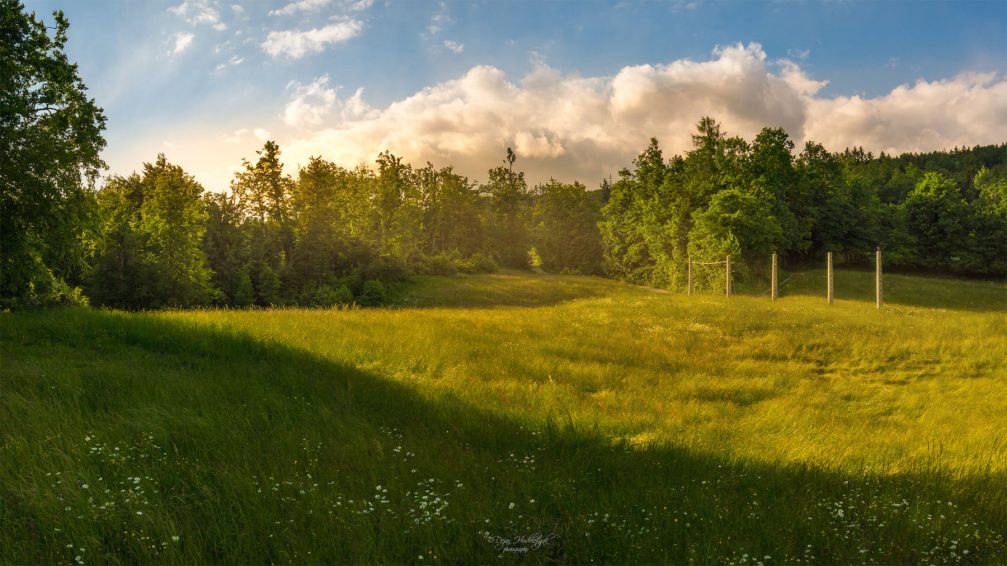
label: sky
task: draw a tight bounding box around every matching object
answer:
[21,0,1007,191]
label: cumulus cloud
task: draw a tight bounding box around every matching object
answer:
[443,40,464,54]
[262,19,364,58]
[254,128,272,141]
[284,76,375,128]
[169,0,220,26]
[805,72,1007,154]
[284,76,339,128]
[279,43,1007,185]
[172,32,195,55]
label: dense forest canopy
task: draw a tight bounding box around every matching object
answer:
[3,3,1006,309]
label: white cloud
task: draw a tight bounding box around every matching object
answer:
[669,0,699,12]
[787,48,811,60]
[230,4,244,14]
[172,32,195,55]
[427,1,452,35]
[349,0,374,11]
[270,0,332,16]
[224,128,249,143]
[169,0,220,26]
[262,19,363,58]
[443,40,464,54]
[214,55,244,72]
[275,43,1007,186]
[284,76,339,127]
[283,76,377,129]
[805,72,1007,155]
[223,127,271,144]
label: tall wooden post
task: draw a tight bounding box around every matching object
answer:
[875,246,883,309]
[725,255,731,297]
[687,257,693,296]
[827,251,834,305]
[771,252,778,301]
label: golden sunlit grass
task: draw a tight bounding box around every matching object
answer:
[2,269,1005,563]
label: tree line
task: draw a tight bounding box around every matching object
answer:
[3,2,1005,310]
[81,144,602,309]
[600,118,1007,291]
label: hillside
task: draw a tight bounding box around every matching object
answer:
[2,270,1005,563]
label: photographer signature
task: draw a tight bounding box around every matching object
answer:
[483,532,559,553]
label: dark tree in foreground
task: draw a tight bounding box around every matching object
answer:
[0,1,106,307]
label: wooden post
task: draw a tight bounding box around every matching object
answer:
[725,255,731,297]
[771,252,778,301]
[875,246,883,309]
[687,257,693,296]
[827,251,834,305]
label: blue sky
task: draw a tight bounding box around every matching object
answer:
[23,0,1007,190]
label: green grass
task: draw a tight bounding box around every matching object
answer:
[2,269,1006,563]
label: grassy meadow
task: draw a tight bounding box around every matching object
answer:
[2,269,1006,563]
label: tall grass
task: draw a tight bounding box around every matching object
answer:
[2,270,1005,563]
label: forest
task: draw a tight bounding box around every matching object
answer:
[6,123,1006,310]
[3,1,1006,310]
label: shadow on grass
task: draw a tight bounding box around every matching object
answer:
[2,308,1005,563]
[388,272,615,309]
[772,268,1007,313]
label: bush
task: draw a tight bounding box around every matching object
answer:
[422,253,460,276]
[233,271,255,307]
[313,284,354,307]
[459,252,498,274]
[424,253,457,275]
[361,255,410,282]
[254,263,282,306]
[357,280,387,306]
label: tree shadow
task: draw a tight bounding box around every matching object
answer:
[388,272,613,309]
[3,309,1005,563]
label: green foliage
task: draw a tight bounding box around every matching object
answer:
[482,148,531,267]
[253,261,282,307]
[233,269,255,307]
[598,139,670,285]
[688,187,782,288]
[459,252,499,274]
[232,140,295,300]
[904,171,969,270]
[373,151,422,257]
[413,253,459,276]
[415,163,483,256]
[530,180,603,274]
[601,120,1007,286]
[87,156,213,308]
[968,167,1007,275]
[527,246,543,269]
[357,279,387,306]
[0,1,106,308]
[202,192,247,304]
[313,283,354,307]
